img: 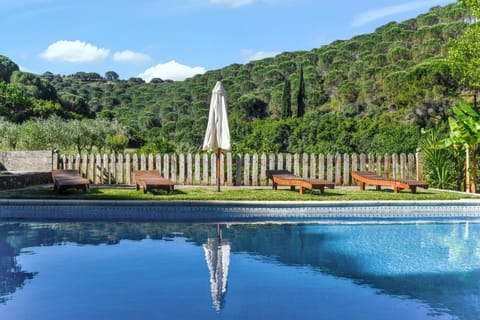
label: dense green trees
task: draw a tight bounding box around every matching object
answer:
[281,79,292,119]
[0,81,33,122]
[0,55,19,82]
[448,17,480,109]
[296,65,306,117]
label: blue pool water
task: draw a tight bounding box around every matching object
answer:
[1,221,479,320]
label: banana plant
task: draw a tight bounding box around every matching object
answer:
[445,102,480,192]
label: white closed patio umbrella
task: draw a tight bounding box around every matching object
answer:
[202,81,231,191]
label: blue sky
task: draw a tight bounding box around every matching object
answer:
[1,0,454,81]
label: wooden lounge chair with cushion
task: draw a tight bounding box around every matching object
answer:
[51,169,89,194]
[266,170,334,194]
[134,170,175,194]
[351,171,428,193]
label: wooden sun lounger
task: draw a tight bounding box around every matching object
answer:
[51,169,89,194]
[134,170,175,194]
[266,170,334,194]
[351,171,428,193]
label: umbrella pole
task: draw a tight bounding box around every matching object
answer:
[217,149,221,192]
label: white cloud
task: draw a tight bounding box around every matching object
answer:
[40,40,109,62]
[113,50,151,63]
[241,48,279,62]
[351,0,450,27]
[209,0,254,7]
[138,60,206,82]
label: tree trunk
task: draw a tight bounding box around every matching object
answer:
[466,146,471,193]
[472,144,477,193]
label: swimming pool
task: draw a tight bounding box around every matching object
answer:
[1,220,479,320]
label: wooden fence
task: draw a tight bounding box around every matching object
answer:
[56,151,423,186]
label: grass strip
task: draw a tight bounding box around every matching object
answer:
[0,186,476,201]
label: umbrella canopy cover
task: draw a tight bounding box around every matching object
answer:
[202,81,231,152]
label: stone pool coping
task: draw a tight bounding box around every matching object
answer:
[1,198,480,222]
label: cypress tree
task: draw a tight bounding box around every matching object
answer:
[281,79,292,119]
[296,65,306,117]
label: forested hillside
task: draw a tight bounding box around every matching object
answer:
[0,2,473,154]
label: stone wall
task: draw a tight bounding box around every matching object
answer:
[0,172,52,190]
[0,151,53,172]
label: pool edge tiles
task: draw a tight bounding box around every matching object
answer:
[0,199,480,222]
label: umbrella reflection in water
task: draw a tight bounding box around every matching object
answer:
[203,224,231,310]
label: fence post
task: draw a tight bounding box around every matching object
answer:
[384,153,391,178]
[103,154,109,183]
[140,154,146,171]
[252,153,259,186]
[163,154,170,181]
[302,153,309,178]
[327,153,334,182]
[408,153,415,180]
[260,154,267,186]
[400,153,407,179]
[75,154,80,171]
[351,153,358,185]
[318,154,325,179]
[118,153,124,184]
[392,153,398,180]
[376,154,382,175]
[368,153,375,172]
[53,151,59,170]
[95,154,102,184]
[243,153,251,186]
[156,154,162,176]
[310,154,316,179]
[81,154,88,180]
[294,153,300,176]
[416,148,423,181]
[286,153,292,173]
[235,154,242,186]
[125,154,131,184]
[179,153,185,185]
[343,153,350,186]
[67,154,73,170]
[187,153,193,185]
[87,154,93,183]
[147,154,153,170]
[277,153,284,170]
[227,152,233,186]
[202,154,209,185]
[244,153,250,186]
[269,154,276,172]
[335,153,342,185]
[171,153,177,183]
[195,153,201,185]
[359,153,366,171]
[110,153,116,184]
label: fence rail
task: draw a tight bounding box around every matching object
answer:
[57,151,423,186]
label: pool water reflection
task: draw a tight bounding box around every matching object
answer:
[0,221,479,320]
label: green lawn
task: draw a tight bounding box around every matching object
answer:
[0,185,476,201]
